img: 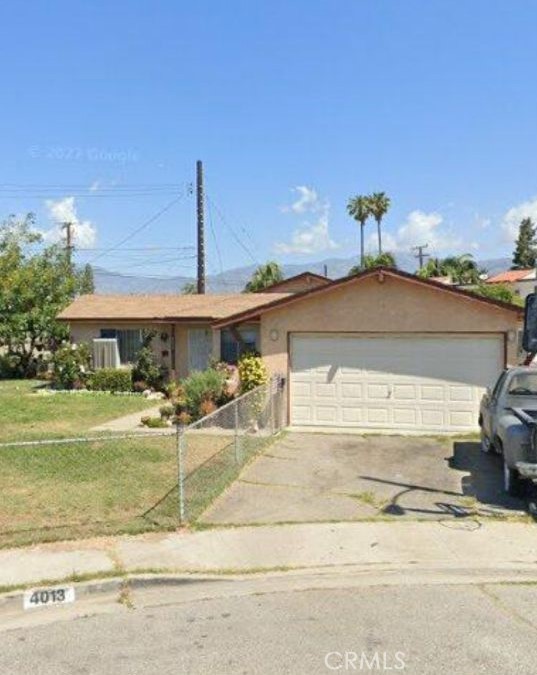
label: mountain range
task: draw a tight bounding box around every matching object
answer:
[92,256,512,294]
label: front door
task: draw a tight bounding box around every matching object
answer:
[188,328,212,372]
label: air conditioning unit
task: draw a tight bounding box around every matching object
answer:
[92,338,120,369]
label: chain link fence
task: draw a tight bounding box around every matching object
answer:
[0,377,284,548]
[177,377,285,523]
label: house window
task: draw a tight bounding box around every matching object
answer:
[100,329,142,364]
[220,328,259,364]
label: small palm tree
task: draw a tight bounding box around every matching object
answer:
[347,195,371,268]
[244,261,283,292]
[368,192,391,255]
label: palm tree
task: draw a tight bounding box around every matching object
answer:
[418,254,485,285]
[348,251,397,275]
[368,192,391,255]
[347,195,371,268]
[244,261,283,292]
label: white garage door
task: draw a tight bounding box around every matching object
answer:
[290,334,503,432]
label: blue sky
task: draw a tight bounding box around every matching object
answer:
[1,0,537,277]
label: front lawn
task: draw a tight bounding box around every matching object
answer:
[0,379,159,442]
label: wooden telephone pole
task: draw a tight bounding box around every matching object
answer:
[196,160,206,294]
[63,221,73,266]
[412,243,429,270]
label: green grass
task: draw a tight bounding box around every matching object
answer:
[0,379,158,442]
[0,379,281,549]
[0,434,181,548]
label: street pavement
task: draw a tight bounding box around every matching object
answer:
[1,570,537,674]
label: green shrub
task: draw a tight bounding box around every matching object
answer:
[88,368,133,393]
[238,353,268,393]
[182,368,227,419]
[159,403,175,419]
[132,330,165,390]
[140,415,169,428]
[51,342,91,389]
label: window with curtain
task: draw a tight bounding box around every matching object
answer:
[220,328,259,364]
[100,329,143,364]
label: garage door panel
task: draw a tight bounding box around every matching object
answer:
[393,384,417,400]
[290,335,502,433]
[341,383,363,398]
[341,407,362,423]
[394,408,417,425]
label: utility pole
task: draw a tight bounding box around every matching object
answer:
[412,243,429,270]
[196,160,206,294]
[63,221,73,267]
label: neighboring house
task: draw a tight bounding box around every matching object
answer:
[261,272,330,294]
[60,267,523,433]
[485,268,536,301]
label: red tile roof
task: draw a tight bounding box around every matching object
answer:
[486,269,534,283]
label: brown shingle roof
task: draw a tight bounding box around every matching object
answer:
[58,293,292,322]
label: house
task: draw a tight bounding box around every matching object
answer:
[58,272,330,376]
[261,272,330,294]
[58,291,292,378]
[485,268,536,301]
[213,267,522,433]
[60,267,522,433]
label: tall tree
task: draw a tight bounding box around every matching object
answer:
[244,262,283,292]
[368,192,391,255]
[347,195,371,268]
[79,263,95,294]
[511,217,537,269]
[348,251,397,276]
[0,214,90,377]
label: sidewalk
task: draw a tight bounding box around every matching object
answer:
[1,520,537,590]
[91,405,163,432]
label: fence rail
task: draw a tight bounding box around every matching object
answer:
[0,377,284,548]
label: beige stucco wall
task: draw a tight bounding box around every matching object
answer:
[259,274,520,401]
[68,321,213,380]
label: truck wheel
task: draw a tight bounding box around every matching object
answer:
[504,460,523,497]
[480,429,492,453]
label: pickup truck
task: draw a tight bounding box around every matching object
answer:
[479,366,537,496]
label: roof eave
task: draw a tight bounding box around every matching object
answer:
[213,266,523,328]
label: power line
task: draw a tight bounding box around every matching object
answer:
[87,193,187,264]
[206,194,258,265]
[206,194,224,275]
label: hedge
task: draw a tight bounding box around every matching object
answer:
[87,368,133,393]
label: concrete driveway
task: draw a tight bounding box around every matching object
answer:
[201,432,528,525]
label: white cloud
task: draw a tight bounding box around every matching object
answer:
[280,186,322,214]
[275,212,338,255]
[41,196,97,248]
[275,186,338,254]
[367,209,464,255]
[501,197,537,242]
[89,180,100,192]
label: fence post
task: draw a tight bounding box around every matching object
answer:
[234,403,240,464]
[176,424,186,524]
[269,379,275,435]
